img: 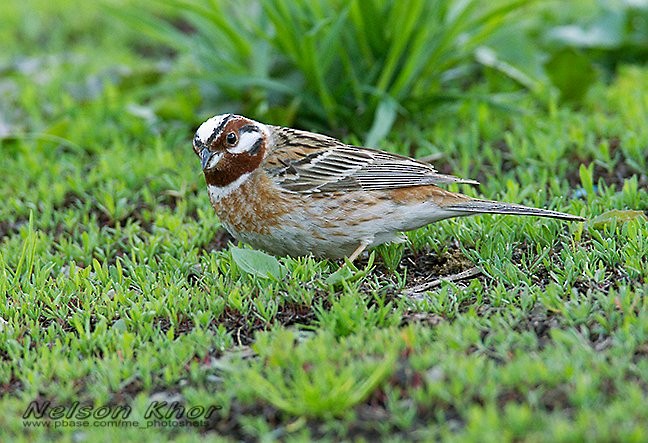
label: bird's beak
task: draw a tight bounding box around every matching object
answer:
[200,148,215,170]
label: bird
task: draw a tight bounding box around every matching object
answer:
[192,114,585,261]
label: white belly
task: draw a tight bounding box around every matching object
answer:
[221,194,455,259]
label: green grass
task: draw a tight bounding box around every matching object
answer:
[1,1,648,441]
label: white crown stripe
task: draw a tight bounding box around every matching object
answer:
[196,115,229,143]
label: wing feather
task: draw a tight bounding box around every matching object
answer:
[265,127,478,193]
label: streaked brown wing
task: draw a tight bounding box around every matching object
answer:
[265,127,478,194]
[263,126,345,167]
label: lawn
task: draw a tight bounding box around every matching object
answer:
[1,1,647,442]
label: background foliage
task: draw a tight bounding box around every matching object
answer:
[114,0,648,143]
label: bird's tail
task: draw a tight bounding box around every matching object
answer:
[444,198,585,222]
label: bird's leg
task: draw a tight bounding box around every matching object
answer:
[347,241,369,263]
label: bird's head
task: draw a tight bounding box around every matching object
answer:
[192,114,268,188]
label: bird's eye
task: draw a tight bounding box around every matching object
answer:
[226,132,237,146]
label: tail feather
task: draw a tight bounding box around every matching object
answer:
[445,199,585,222]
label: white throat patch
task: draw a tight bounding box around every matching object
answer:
[205,152,223,170]
[207,172,251,202]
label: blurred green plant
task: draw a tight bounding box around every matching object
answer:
[115,0,531,143]
[546,0,648,67]
[483,0,648,104]
[544,0,648,102]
